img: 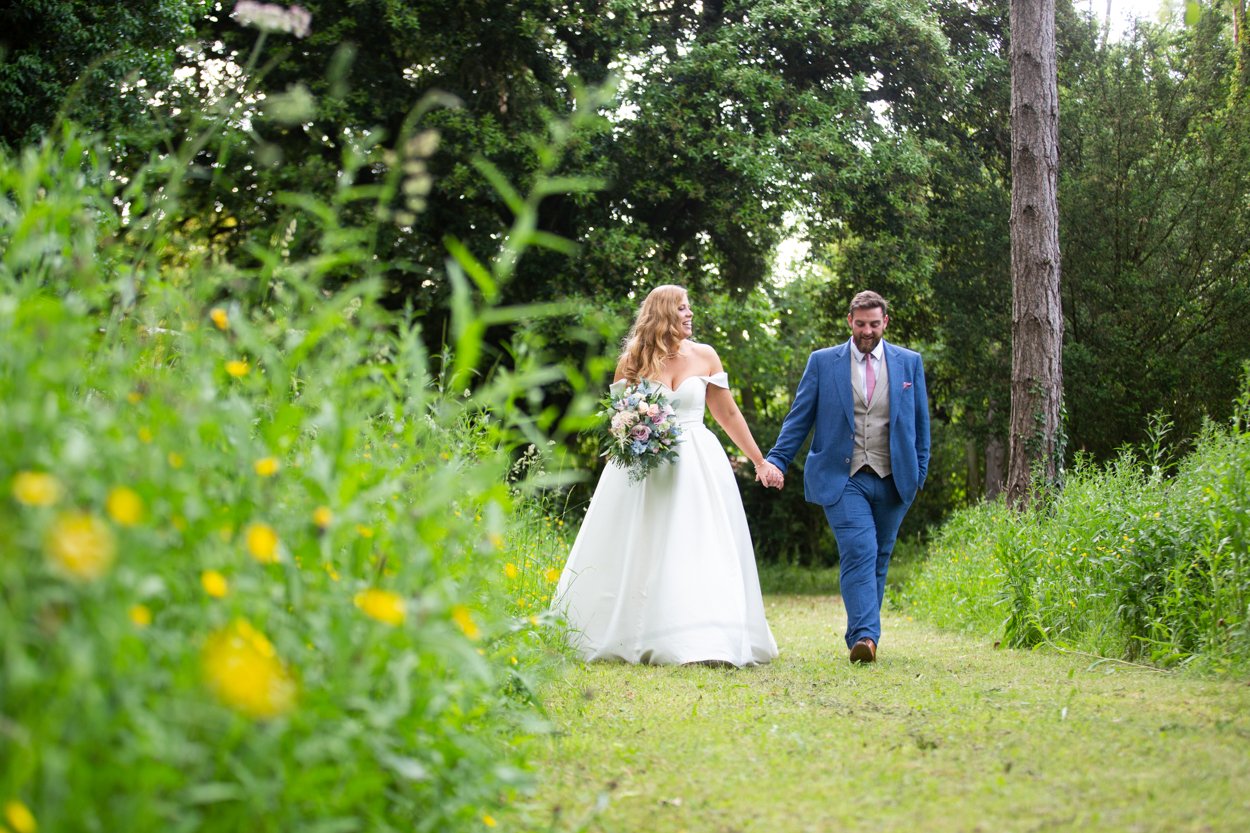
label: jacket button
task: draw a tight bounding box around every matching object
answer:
[844,457,851,464]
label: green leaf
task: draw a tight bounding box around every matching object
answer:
[471,157,525,217]
[444,235,499,302]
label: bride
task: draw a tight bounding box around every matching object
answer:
[553,285,780,666]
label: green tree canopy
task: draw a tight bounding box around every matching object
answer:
[1060,7,1250,457]
[0,0,209,149]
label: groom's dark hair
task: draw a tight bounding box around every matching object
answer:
[849,290,888,316]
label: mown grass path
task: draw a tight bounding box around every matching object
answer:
[524,595,1250,833]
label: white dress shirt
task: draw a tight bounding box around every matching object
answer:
[853,342,883,403]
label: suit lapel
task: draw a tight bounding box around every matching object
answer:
[832,342,855,432]
[883,341,900,427]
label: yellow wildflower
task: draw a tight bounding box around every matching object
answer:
[201,570,229,598]
[45,512,116,581]
[202,619,297,719]
[451,605,481,640]
[168,452,184,469]
[226,360,250,378]
[126,390,143,404]
[482,814,497,828]
[354,588,406,626]
[3,800,37,833]
[129,604,153,628]
[138,427,153,443]
[356,524,374,539]
[544,567,561,583]
[488,532,503,549]
[312,506,333,529]
[210,307,229,330]
[12,471,63,507]
[253,457,280,477]
[106,486,143,526]
[245,522,280,563]
[504,562,518,579]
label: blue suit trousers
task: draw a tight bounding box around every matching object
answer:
[822,470,910,649]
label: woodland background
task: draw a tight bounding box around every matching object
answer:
[3,0,1248,555]
[4,3,1250,830]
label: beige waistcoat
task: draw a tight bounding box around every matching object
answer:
[851,355,891,477]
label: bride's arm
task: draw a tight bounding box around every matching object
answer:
[700,345,766,468]
[707,387,767,468]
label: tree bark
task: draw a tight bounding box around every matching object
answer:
[1007,0,1064,507]
[985,434,1006,500]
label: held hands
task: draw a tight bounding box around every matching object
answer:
[754,460,785,490]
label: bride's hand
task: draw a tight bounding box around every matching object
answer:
[755,460,784,489]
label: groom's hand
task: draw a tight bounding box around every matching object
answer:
[756,460,784,489]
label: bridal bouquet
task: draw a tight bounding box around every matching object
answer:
[597,381,684,483]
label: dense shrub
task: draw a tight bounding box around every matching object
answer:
[903,384,1250,670]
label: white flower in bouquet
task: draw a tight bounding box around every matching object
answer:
[596,381,683,483]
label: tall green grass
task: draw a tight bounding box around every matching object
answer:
[0,57,602,833]
[903,384,1250,671]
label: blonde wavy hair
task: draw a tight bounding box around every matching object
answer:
[618,285,689,383]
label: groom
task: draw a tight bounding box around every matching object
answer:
[758,290,930,663]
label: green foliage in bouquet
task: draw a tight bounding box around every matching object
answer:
[0,32,604,833]
[596,381,684,484]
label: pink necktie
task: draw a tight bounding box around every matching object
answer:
[865,353,876,403]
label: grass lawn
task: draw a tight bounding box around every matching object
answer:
[521,595,1250,832]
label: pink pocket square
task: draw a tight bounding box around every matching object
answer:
[903,381,913,389]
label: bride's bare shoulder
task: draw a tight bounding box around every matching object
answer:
[685,340,723,374]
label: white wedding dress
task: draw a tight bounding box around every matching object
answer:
[553,372,779,666]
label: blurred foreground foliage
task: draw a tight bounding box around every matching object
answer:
[0,55,596,833]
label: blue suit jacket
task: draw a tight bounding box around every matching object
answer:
[766,340,931,506]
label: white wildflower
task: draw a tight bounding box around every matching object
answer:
[232,2,312,38]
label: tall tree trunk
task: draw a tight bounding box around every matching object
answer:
[1007,0,1064,507]
[985,400,1007,500]
[965,439,982,499]
[985,434,1006,501]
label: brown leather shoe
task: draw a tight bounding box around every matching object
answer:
[849,638,877,664]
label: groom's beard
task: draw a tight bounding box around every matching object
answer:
[854,334,881,353]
